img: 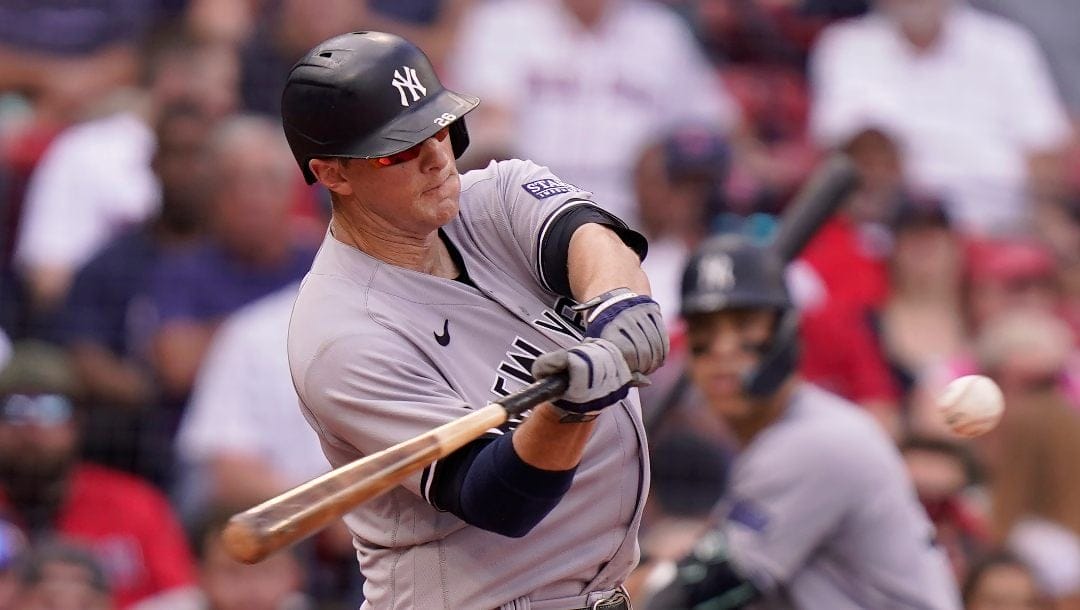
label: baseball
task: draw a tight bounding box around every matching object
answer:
[936,375,1004,438]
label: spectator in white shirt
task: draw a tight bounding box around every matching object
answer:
[176,283,328,515]
[13,29,238,315]
[447,0,740,226]
[809,0,1073,236]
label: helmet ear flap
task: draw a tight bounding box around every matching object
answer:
[742,308,799,397]
[449,118,470,159]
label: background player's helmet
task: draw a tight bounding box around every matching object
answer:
[679,234,798,397]
[281,31,480,184]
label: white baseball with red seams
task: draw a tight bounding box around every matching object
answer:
[937,375,1005,438]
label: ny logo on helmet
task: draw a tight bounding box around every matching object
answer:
[392,66,427,107]
[698,253,735,292]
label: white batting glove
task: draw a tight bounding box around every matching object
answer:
[531,338,643,422]
[576,288,669,375]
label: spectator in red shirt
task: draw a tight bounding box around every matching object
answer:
[0,386,197,609]
[796,129,902,430]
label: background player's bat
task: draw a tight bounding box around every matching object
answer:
[769,153,859,262]
[222,374,568,564]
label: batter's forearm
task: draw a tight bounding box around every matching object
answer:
[430,425,580,538]
[567,223,652,300]
[513,403,596,470]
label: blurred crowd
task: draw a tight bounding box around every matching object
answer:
[0,0,1077,608]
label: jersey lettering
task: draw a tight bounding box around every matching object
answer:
[534,310,584,341]
[551,297,587,333]
[492,337,544,396]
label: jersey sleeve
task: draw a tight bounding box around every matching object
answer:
[721,438,859,592]
[465,159,644,296]
[297,331,477,500]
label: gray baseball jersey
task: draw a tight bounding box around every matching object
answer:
[719,385,960,609]
[288,160,649,609]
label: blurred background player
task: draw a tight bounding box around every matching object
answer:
[638,233,960,608]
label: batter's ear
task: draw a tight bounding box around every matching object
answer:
[308,158,354,196]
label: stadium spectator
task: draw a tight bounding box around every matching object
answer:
[795,132,902,424]
[971,312,1080,539]
[809,0,1074,235]
[187,0,474,87]
[185,506,311,610]
[447,0,741,225]
[880,197,967,396]
[10,542,113,610]
[901,436,991,581]
[963,239,1063,334]
[58,102,217,487]
[0,384,198,608]
[0,518,26,610]
[175,282,328,515]
[962,550,1048,610]
[0,331,8,373]
[681,0,824,212]
[908,240,1080,436]
[0,0,157,126]
[148,115,315,404]
[12,28,238,319]
[972,0,1080,120]
[1006,519,1080,609]
[634,124,731,324]
[230,0,366,117]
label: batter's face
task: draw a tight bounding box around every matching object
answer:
[687,308,776,421]
[317,131,461,237]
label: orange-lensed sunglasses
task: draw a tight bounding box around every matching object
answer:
[368,127,450,168]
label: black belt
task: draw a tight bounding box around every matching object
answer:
[571,589,631,610]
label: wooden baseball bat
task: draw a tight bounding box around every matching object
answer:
[769,153,860,263]
[222,374,568,564]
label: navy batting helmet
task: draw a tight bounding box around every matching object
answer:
[281,31,480,184]
[680,234,798,397]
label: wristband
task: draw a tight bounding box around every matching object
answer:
[572,287,638,324]
[548,404,601,424]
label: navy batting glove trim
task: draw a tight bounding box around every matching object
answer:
[553,384,630,413]
[568,348,596,387]
[586,295,658,337]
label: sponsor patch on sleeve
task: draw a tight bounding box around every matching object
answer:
[521,178,579,199]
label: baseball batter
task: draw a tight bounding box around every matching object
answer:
[280,32,668,609]
[642,235,960,609]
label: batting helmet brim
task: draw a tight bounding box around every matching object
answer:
[292,88,479,183]
[680,290,790,318]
